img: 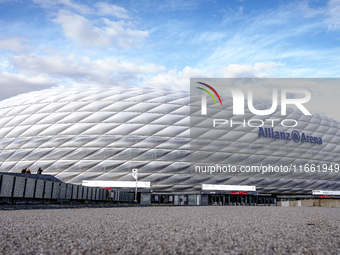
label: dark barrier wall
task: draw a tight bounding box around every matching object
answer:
[110,190,135,203]
[0,173,110,203]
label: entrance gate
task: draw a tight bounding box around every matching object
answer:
[205,193,276,206]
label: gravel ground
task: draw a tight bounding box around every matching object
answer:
[0,206,340,254]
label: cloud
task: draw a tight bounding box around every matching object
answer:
[7,53,282,93]
[0,53,167,101]
[157,0,199,11]
[94,2,130,19]
[0,72,55,101]
[195,32,226,43]
[32,0,91,14]
[202,2,333,78]
[0,0,21,2]
[10,54,166,85]
[144,66,204,90]
[328,0,340,31]
[32,0,131,18]
[0,37,32,52]
[219,62,283,78]
[237,6,244,15]
[144,63,282,91]
[52,10,148,47]
[139,0,200,11]
[296,1,325,18]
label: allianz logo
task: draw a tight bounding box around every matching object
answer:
[258,127,323,145]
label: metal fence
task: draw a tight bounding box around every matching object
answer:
[110,190,135,203]
[0,173,109,203]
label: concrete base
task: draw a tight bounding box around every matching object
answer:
[277,199,340,207]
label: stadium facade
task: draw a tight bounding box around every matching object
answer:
[0,86,339,198]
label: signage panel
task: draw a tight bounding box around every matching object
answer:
[231,192,248,195]
[82,181,150,188]
[202,184,256,191]
[312,190,340,195]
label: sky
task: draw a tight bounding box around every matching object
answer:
[0,0,340,118]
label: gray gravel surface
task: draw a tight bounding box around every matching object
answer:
[1,206,339,254]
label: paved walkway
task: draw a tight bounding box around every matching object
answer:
[1,207,339,254]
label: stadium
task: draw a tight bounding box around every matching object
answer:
[0,85,339,204]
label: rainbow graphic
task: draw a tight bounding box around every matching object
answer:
[196,82,222,106]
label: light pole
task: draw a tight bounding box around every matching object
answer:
[132,169,138,203]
